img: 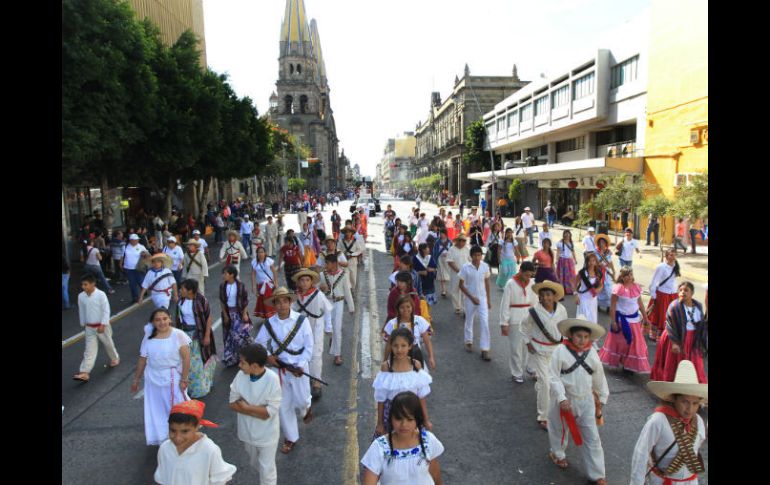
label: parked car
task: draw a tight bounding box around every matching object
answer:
[350,196,379,215]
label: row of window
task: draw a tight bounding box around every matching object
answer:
[610,55,639,89]
[555,136,586,153]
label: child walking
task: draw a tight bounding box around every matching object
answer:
[495,228,518,289]
[382,296,436,371]
[229,344,282,485]
[458,245,492,360]
[219,265,253,368]
[72,273,120,382]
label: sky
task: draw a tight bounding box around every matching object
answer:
[202,0,651,178]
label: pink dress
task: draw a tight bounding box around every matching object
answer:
[599,283,651,373]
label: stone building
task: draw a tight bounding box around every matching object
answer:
[268,0,340,193]
[414,64,528,198]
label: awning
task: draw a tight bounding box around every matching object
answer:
[467,157,643,182]
[480,182,504,190]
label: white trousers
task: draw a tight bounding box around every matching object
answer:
[506,323,529,378]
[244,441,279,485]
[278,368,311,443]
[530,351,555,422]
[346,257,358,290]
[463,298,490,351]
[79,325,119,373]
[547,393,605,481]
[151,293,171,309]
[450,272,465,311]
[308,317,325,383]
[328,300,345,356]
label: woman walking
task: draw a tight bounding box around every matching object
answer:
[573,252,603,324]
[496,228,518,289]
[175,279,216,398]
[432,230,452,298]
[594,235,615,313]
[513,216,529,263]
[556,230,578,295]
[251,246,277,321]
[219,265,253,368]
[533,239,559,284]
[645,248,680,341]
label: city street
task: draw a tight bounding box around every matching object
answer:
[61,197,707,484]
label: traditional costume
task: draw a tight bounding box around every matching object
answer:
[521,281,568,424]
[630,361,707,485]
[432,236,452,287]
[446,236,471,313]
[547,319,609,483]
[255,301,314,447]
[340,230,365,291]
[599,282,651,373]
[371,357,432,437]
[219,232,248,269]
[595,240,614,312]
[183,241,208,292]
[382,316,432,368]
[219,279,253,367]
[556,240,577,295]
[252,257,277,319]
[361,429,444,485]
[386,286,423,322]
[575,267,602,324]
[413,252,437,306]
[320,266,355,359]
[292,270,333,393]
[142,254,176,309]
[263,221,279,258]
[646,261,680,340]
[651,300,707,383]
[176,292,216,398]
[459,260,492,355]
[279,241,303,291]
[317,246,348,271]
[496,240,518,289]
[499,274,538,380]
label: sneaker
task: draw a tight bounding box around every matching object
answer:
[512,375,524,383]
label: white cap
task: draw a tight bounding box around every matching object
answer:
[524,207,531,211]
[167,236,177,243]
[243,215,249,219]
[192,230,201,235]
[588,227,595,232]
[129,234,139,240]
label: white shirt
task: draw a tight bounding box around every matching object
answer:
[154,435,236,485]
[548,344,609,404]
[84,246,101,266]
[521,303,568,354]
[229,369,282,446]
[179,299,195,326]
[521,212,535,229]
[447,245,471,270]
[142,268,175,290]
[384,316,431,348]
[684,305,702,331]
[499,277,538,326]
[163,246,185,270]
[620,238,638,260]
[193,237,208,249]
[78,289,111,326]
[255,310,314,367]
[458,261,490,299]
[556,240,575,259]
[538,231,552,249]
[123,243,148,270]
[240,221,254,235]
[650,262,679,296]
[583,235,597,253]
[225,282,238,307]
[361,430,444,485]
[251,258,276,286]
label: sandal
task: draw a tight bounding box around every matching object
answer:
[72,373,90,382]
[548,451,568,469]
[280,440,296,454]
[303,406,314,424]
[538,420,548,430]
[334,356,343,366]
[109,360,120,368]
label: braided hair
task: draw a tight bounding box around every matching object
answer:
[387,327,417,373]
[386,391,430,466]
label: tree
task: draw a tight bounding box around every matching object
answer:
[507,178,523,214]
[669,170,708,220]
[590,174,657,236]
[288,178,306,193]
[463,119,487,167]
[639,194,673,246]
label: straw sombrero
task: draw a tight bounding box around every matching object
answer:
[533,280,565,301]
[594,234,611,247]
[150,253,173,269]
[453,234,467,242]
[647,360,708,403]
[264,286,297,306]
[341,227,356,234]
[324,236,338,244]
[292,268,320,285]
[185,239,201,247]
[557,317,606,340]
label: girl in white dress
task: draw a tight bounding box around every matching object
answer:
[573,252,604,324]
[132,308,192,446]
[362,391,444,485]
[373,328,433,439]
[382,295,436,371]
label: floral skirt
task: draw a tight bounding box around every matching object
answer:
[557,258,577,294]
[496,257,518,289]
[254,283,276,319]
[651,329,707,383]
[186,334,217,398]
[222,308,253,367]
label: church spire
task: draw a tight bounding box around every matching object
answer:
[280,0,312,58]
[309,19,327,86]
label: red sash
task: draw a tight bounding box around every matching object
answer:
[560,409,583,446]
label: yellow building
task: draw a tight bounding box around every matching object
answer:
[128,0,207,67]
[642,0,707,243]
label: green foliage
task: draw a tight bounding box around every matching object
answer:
[288,178,306,193]
[639,194,672,218]
[669,170,708,220]
[463,119,487,166]
[590,174,656,215]
[507,178,523,201]
[575,201,594,228]
[412,174,443,190]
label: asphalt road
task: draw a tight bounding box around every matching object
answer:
[61,196,708,484]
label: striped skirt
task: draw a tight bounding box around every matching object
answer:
[557,257,577,294]
[222,307,253,367]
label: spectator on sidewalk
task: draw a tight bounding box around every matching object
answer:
[109,231,126,283]
[72,273,120,382]
[63,256,71,310]
[673,218,688,254]
[646,214,659,246]
[616,228,640,268]
[83,236,115,295]
[688,218,701,255]
[521,207,536,246]
[123,234,149,303]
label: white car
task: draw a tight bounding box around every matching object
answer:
[350,197,378,215]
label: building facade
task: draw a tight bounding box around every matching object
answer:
[267,0,341,193]
[380,133,416,190]
[469,13,649,221]
[414,64,528,198]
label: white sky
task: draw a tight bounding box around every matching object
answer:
[202,0,650,177]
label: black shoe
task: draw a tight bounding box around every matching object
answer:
[311,386,322,400]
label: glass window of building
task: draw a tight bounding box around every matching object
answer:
[551,85,569,108]
[497,118,506,132]
[611,55,639,89]
[572,72,595,100]
[520,104,532,121]
[507,111,517,127]
[534,96,549,116]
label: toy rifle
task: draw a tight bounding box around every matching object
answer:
[275,358,329,386]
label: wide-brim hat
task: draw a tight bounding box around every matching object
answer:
[341,227,356,234]
[185,239,202,247]
[557,317,606,340]
[647,360,708,403]
[324,236,338,244]
[291,268,320,285]
[594,234,611,247]
[264,287,297,306]
[533,280,565,301]
[453,234,467,242]
[150,253,173,269]
[227,230,240,240]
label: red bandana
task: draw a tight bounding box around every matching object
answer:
[655,405,693,433]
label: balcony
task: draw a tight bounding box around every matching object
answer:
[596,140,640,158]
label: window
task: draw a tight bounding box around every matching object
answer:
[289,64,294,75]
[284,95,294,114]
[507,111,517,127]
[572,72,595,100]
[556,136,586,153]
[520,104,532,122]
[297,64,302,74]
[497,118,506,132]
[534,96,549,116]
[300,95,308,114]
[611,55,639,89]
[551,85,569,108]
[486,122,495,134]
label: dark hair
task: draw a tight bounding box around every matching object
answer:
[148,308,172,339]
[569,326,592,335]
[470,245,483,256]
[395,271,413,285]
[519,261,536,272]
[678,281,695,293]
[180,278,199,293]
[239,343,268,366]
[418,243,429,254]
[223,265,239,278]
[325,253,338,264]
[387,391,429,465]
[399,255,413,267]
[388,327,417,373]
[80,273,97,284]
[168,413,199,427]
[541,238,554,263]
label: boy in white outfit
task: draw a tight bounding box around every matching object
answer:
[138,254,178,309]
[446,234,472,314]
[458,245,492,360]
[230,344,282,485]
[292,269,333,400]
[319,254,355,366]
[499,261,538,382]
[521,280,568,429]
[547,317,609,484]
[72,273,120,382]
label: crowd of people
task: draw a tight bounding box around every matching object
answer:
[68,193,707,484]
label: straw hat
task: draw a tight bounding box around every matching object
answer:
[292,268,320,285]
[185,239,201,247]
[453,234,468,243]
[150,253,173,269]
[594,234,611,247]
[647,360,708,403]
[324,236,338,244]
[533,280,565,301]
[557,317,606,340]
[341,226,356,234]
[264,287,297,306]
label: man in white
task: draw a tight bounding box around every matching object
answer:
[583,227,597,254]
[319,254,355,366]
[255,288,315,454]
[617,228,640,267]
[138,254,178,309]
[339,227,364,292]
[191,229,209,260]
[630,360,707,485]
[122,233,149,303]
[220,231,248,269]
[292,270,333,400]
[499,261,538,383]
[446,234,472,314]
[521,207,536,246]
[240,215,255,258]
[459,245,492,360]
[415,213,429,244]
[262,216,279,258]
[538,222,552,250]
[162,236,185,285]
[72,273,120,382]
[521,281,568,428]
[468,207,480,226]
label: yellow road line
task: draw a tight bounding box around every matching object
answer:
[342,263,363,485]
